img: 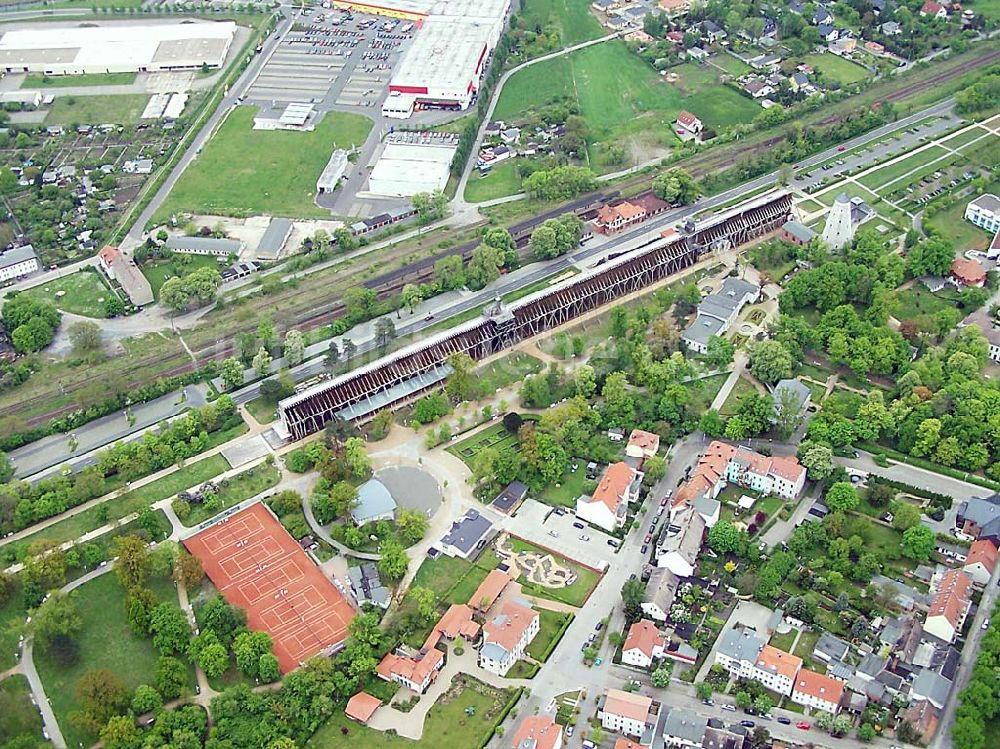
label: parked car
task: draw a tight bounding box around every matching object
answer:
[702,699,714,706]
[796,722,811,730]
[641,544,648,553]
[595,621,603,631]
[573,521,585,529]
[660,497,668,506]
[579,534,590,541]
[777,717,791,725]
[548,530,559,537]
[644,534,652,544]
[740,721,755,728]
[607,539,620,547]
[566,726,574,737]
[721,705,737,712]
[983,618,991,630]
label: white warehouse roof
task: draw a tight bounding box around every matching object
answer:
[368,142,455,198]
[0,21,236,74]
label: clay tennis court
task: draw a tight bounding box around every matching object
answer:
[183,503,354,673]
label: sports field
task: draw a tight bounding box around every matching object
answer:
[803,52,868,86]
[183,503,355,673]
[156,106,372,219]
[494,42,759,170]
[520,0,603,46]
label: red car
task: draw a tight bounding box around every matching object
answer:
[644,534,652,544]
[837,145,846,152]
[660,497,668,506]
[796,722,811,730]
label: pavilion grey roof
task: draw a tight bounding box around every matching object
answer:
[350,479,397,525]
[717,628,765,663]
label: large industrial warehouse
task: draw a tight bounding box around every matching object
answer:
[336,0,510,114]
[0,21,236,75]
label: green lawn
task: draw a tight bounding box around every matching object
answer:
[685,373,729,413]
[538,462,588,508]
[520,0,604,46]
[20,269,116,318]
[36,572,194,748]
[505,537,599,607]
[0,595,29,671]
[719,376,757,417]
[474,353,544,396]
[925,187,995,250]
[494,42,758,170]
[710,54,752,77]
[857,146,949,190]
[446,421,521,469]
[768,630,797,653]
[141,255,225,299]
[245,394,279,425]
[0,674,45,746]
[888,286,961,326]
[157,106,373,219]
[45,94,151,126]
[465,160,523,203]
[525,609,572,662]
[308,677,518,749]
[23,71,137,88]
[792,630,820,659]
[803,52,868,86]
[4,454,230,563]
[181,462,281,526]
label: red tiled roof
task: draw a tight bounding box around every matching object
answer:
[756,644,802,680]
[952,257,986,285]
[510,715,562,749]
[794,668,845,704]
[604,689,652,722]
[469,569,512,611]
[345,692,381,723]
[98,244,119,264]
[966,539,999,574]
[676,110,700,127]
[928,568,972,626]
[624,619,665,659]
[628,429,660,453]
[483,600,537,653]
[377,647,443,687]
[922,0,944,12]
[614,740,650,749]
[590,462,637,513]
[434,603,480,641]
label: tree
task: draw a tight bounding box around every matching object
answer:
[125,586,158,634]
[409,586,437,621]
[891,502,922,531]
[621,578,645,622]
[252,347,272,378]
[343,437,371,478]
[31,591,82,651]
[651,664,672,687]
[148,602,191,655]
[213,357,244,389]
[825,482,859,512]
[259,653,280,683]
[113,535,151,590]
[902,525,935,562]
[652,168,700,205]
[257,318,277,352]
[798,441,834,480]
[643,455,666,483]
[706,336,735,368]
[374,317,396,351]
[69,321,103,356]
[400,283,422,314]
[434,254,465,290]
[324,340,340,372]
[234,630,273,678]
[465,242,505,290]
[529,223,559,260]
[101,714,141,749]
[749,340,793,384]
[857,723,876,742]
[283,329,305,366]
[735,690,752,709]
[75,668,128,727]
[695,682,713,700]
[412,190,447,223]
[155,656,188,700]
[708,520,745,555]
[173,550,204,589]
[131,684,163,715]
[699,409,725,437]
[753,695,773,715]
[906,236,954,278]
[774,385,806,439]
[333,227,356,253]
[397,509,429,544]
[445,352,475,401]
[750,727,772,749]
[377,538,409,581]
[198,640,229,679]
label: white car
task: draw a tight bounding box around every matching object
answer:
[579,534,590,541]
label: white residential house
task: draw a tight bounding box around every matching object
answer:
[966,194,1000,233]
[924,568,972,643]
[599,689,654,738]
[478,600,539,676]
[622,619,666,668]
[0,245,39,282]
[576,462,639,532]
[655,506,706,576]
[751,644,802,696]
[714,629,766,680]
[791,669,844,713]
[641,568,679,622]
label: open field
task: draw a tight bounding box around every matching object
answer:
[710,54,752,77]
[494,43,759,171]
[23,71,137,88]
[719,376,757,417]
[519,0,603,46]
[803,52,868,86]
[0,674,45,746]
[142,254,225,299]
[20,269,115,318]
[308,677,518,749]
[156,106,373,219]
[45,94,151,126]
[941,126,991,149]
[465,160,523,203]
[36,572,193,748]
[857,146,949,190]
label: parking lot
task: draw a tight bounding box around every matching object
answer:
[501,498,620,571]
[247,8,413,111]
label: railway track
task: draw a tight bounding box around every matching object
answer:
[9,46,1000,429]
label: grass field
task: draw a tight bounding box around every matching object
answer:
[505,537,599,607]
[308,677,517,749]
[711,54,752,77]
[538,463,588,507]
[45,94,151,126]
[0,674,45,746]
[857,146,948,190]
[803,53,868,86]
[157,106,373,219]
[20,269,116,318]
[719,376,757,417]
[941,126,991,149]
[36,573,193,748]
[142,255,224,299]
[4,454,230,563]
[520,0,603,46]
[23,72,137,88]
[925,187,995,250]
[0,595,28,672]
[182,462,281,526]
[465,160,523,203]
[447,421,521,469]
[525,609,572,661]
[494,43,758,170]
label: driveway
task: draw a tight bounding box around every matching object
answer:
[501,499,616,571]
